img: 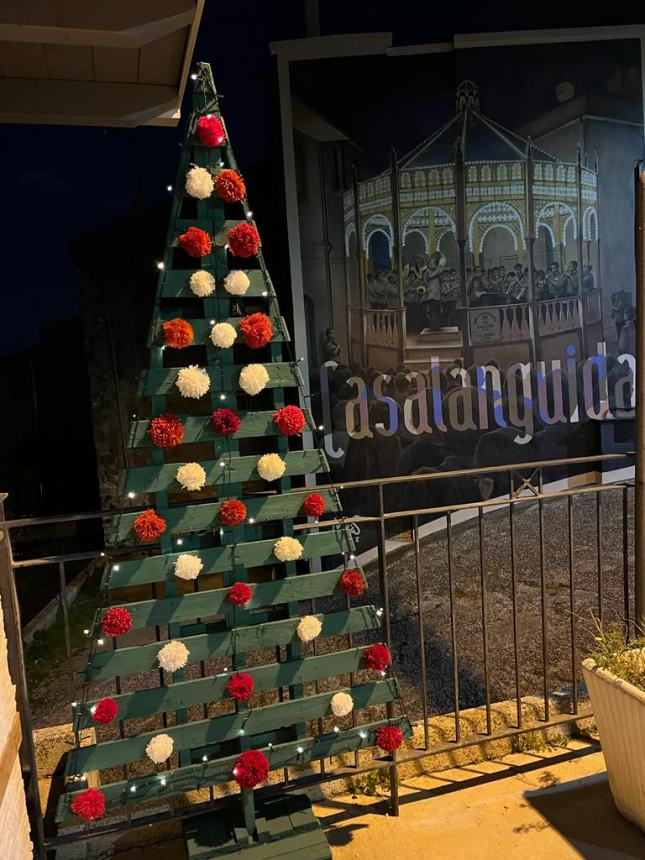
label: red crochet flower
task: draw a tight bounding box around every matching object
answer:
[133,509,167,542]
[338,569,365,598]
[162,318,194,349]
[210,407,241,436]
[179,226,212,258]
[227,222,260,258]
[227,581,252,606]
[233,750,269,788]
[148,414,184,448]
[303,493,326,518]
[215,169,246,203]
[273,405,305,436]
[101,607,133,638]
[70,788,106,822]
[375,725,404,753]
[227,672,254,702]
[196,114,225,147]
[364,643,391,672]
[92,697,119,725]
[220,499,247,527]
[240,313,273,349]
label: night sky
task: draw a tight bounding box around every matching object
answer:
[1,4,642,356]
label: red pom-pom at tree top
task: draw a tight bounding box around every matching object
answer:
[70,788,106,822]
[227,672,254,702]
[227,581,252,606]
[303,493,326,518]
[148,414,184,448]
[211,407,241,436]
[219,499,247,527]
[133,509,167,542]
[214,169,246,203]
[226,222,260,258]
[196,114,225,147]
[338,569,365,598]
[240,313,273,349]
[375,725,404,753]
[92,697,119,725]
[273,405,305,436]
[101,607,133,638]
[364,643,391,672]
[179,226,212,258]
[233,750,269,788]
[162,318,194,349]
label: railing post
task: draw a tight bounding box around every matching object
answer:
[634,163,645,628]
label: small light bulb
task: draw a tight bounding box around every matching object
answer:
[97,638,104,645]
[238,729,245,736]
[160,778,167,786]
[318,425,324,431]
[167,185,173,192]
[210,319,215,325]
[268,743,273,749]
[219,393,226,400]
[333,726,340,734]
[246,210,253,219]
[350,554,356,561]
[130,785,137,793]
[202,755,208,762]
[219,461,225,467]
[127,491,135,499]
[297,746,304,754]
[113,565,120,572]
[100,552,105,557]
[224,244,229,250]
[233,767,239,776]
[219,529,224,536]
[176,538,183,546]
[248,518,255,524]
[262,290,268,297]
[161,345,166,351]
[191,73,197,80]
[90,705,97,714]
[157,262,165,270]
[71,701,78,708]
[83,629,89,635]
[359,731,367,739]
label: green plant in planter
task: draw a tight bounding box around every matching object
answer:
[590,619,645,691]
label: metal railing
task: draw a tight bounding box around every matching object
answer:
[0,452,634,857]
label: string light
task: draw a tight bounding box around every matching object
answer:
[219,461,225,467]
[202,755,208,762]
[296,746,304,754]
[176,538,183,546]
[248,518,255,524]
[191,73,197,80]
[113,565,120,572]
[246,211,253,219]
[333,726,340,734]
[166,185,173,192]
[219,393,226,401]
[157,262,165,270]
[83,629,89,635]
[90,705,97,714]
[359,731,367,739]
[127,491,135,499]
[71,701,78,708]
[238,729,245,736]
[160,778,167,787]
[130,785,137,793]
[262,290,268,297]
[97,638,104,646]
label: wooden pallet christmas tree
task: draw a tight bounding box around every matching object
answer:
[56,62,411,857]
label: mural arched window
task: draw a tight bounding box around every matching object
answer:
[481,165,492,181]
[496,164,508,180]
[367,230,391,271]
[467,165,478,182]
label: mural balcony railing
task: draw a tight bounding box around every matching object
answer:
[467,302,532,346]
[350,305,404,349]
[536,296,581,336]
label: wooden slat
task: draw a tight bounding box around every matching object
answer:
[150,314,290,346]
[139,361,303,395]
[123,449,328,495]
[105,529,354,589]
[171,218,241,245]
[57,717,413,820]
[159,269,275,299]
[86,606,377,680]
[67,679,398,774]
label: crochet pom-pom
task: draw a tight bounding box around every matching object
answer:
[375,725,404,753]
[330,691,354,717]
[273,536,303,562]
[227,672,254,702]
[174,554,203,581]
[223,270,250,296]
[303,493,325,517]
[210,321,237,349]
[157,640,190,673]
[146,733,174,764]
[133,509,166,542]
[227,222,260,258]
[257,453,286,482]
[240,313,273,349]
[227,581,252,606]
[239,363,269,395]
[211,408,241,436]
[214,169,246,202]
[176,462,207,492]
[179,226,212,258]
[220,499,247,527]
[71,788,106,822]
[338,569,365,598]
[185,166,214,199]
[92,697,118,724]
[162,318,194,349]
[101,607,132,637]
[189,270,215,297]
[196,114,225,147]
[273,405,305,436]
[176,365,210,398]
[233,750,269,788]
[364,643,391,672]
[296,615,322,643]
[148,414,184,448]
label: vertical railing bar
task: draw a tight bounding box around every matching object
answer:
[596,492,603,621]
[624,485,631,638]
[413,515,429,750]
[508,473,521,729]
[57,560,75,697]
[478,509,491,735]
[538,473,549,722]
[568,494,578,715]
[446,511,460,743]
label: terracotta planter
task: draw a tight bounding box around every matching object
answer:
[582,658,645,832]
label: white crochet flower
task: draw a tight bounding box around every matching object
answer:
[176,365,210,399]
[146,733,174,764]
[223,270,250,296]
[176,462,207,491]
[273,536,303,562]
[210,322,237,349]
[330,692,354,717]
[296,615,322,643]
[189,270,215,297]
[239,363,269,396]
[257,453,286,482]
[174,554,203,581]
[185,166,214,199]
[157,640,190,673]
